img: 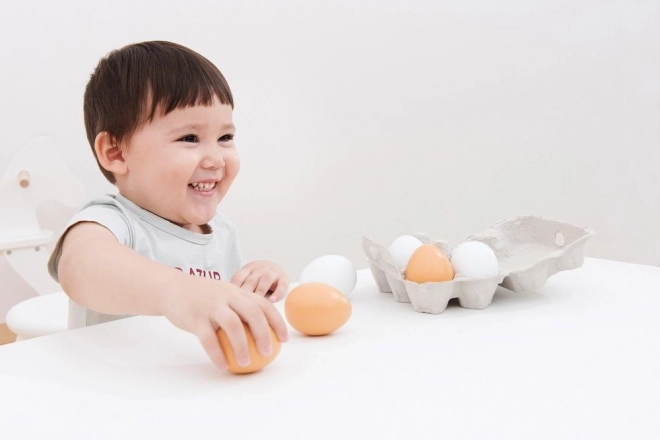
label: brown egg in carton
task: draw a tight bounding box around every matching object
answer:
[362,215,595,314]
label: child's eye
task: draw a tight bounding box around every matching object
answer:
[178,134,199,143]
[219,134,234,142]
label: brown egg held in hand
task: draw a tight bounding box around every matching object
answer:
[216,323,281,374]
[405,244,455,283]
[285,282,352,336]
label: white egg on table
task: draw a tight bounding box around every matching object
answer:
[450,241,499,278]
[388,235,423,271]
[299,255,357,296]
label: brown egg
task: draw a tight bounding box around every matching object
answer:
[405,244,455,283]
[216,323,281,374]
[284,282,352,336]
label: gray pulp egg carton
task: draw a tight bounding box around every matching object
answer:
[362,215,595,314]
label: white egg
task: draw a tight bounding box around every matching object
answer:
[450,241,499,278]
[388,235,423,270]
[299,255,357,296]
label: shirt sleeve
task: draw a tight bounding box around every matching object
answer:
[47,204,132,282]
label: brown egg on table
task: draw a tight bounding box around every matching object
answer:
[405,244,455,283]
[216,322,281,374]
[284,282,352,336]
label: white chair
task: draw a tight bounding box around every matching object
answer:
[1,137,85,341]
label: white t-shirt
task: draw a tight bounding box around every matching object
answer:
[48,194,244,329]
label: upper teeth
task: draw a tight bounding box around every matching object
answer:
[190,182,215,191]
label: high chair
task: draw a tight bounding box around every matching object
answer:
[1,137,85,341]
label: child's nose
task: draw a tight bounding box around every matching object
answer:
[201,143,226,169]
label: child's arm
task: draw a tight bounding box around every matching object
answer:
[57,221,288,370]
[231,260,290,302]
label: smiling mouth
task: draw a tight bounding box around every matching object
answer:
[188,182,217,192]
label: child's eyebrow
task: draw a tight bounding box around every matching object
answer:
[168,123,235,134]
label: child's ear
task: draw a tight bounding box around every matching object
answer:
[94,132,127,176]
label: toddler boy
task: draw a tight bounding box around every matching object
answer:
[48,41,288,371]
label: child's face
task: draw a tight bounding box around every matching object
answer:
[117,96,239,232]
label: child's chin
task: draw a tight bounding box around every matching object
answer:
[197,211,217,225]
[192,214,214,226]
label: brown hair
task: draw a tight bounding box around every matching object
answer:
[83,41,234,184]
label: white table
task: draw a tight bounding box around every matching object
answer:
[1,258,659,439]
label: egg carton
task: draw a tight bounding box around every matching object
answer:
[362,215,595,314]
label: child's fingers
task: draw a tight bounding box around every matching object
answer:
[251,294,289,343]
[230,267,251,286]
[254,273,277,297]
[196,324,229,371]
[239,272,262,294]
[268,279,289,302]
[229,295,275,357]
[215,310,251,367]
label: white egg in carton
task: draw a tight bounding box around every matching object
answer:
[362,215,595,314]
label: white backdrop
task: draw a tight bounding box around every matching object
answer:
[1,0,659,319]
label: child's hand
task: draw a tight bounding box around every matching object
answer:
[161,276,288,371]
[231,260,289,302]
